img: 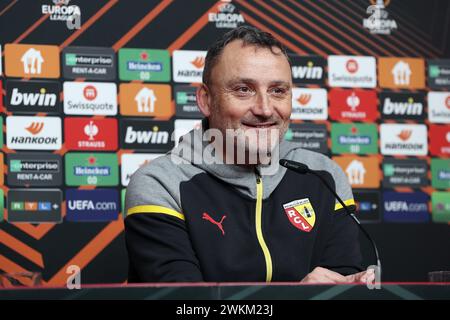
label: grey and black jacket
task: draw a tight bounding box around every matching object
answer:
[125,120,362,282]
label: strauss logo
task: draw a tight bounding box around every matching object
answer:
[346,91,360,111]
[84,121,99,140]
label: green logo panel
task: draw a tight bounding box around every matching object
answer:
[65,153,118,186]
[431,158,450,189]
[118,48,170,82]
[432,192,450,224]
[331,123,378,155]
[122,188,126,217]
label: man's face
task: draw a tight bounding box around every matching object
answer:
[199,40,292,160]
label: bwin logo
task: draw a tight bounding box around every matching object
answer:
[383,97,423,115]
[125,126,169,144]
[292,62,323,80]
[10,87,57,107]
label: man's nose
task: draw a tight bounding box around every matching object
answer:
[252,92,274,118]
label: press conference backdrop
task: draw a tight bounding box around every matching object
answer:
[0,0,449,285]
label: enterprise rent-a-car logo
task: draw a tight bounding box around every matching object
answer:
[63,46,116,80]
[7,153,63,186]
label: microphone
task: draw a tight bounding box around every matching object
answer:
[280,159,382,275]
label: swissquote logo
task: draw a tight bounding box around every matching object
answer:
[172,50,207,83]
[283,198,316,232]
[64,81,117,115]
[328,55,376,88]
[6,116,62,150]
[428,92,450,123]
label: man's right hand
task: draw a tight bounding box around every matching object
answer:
[300,267,374,284]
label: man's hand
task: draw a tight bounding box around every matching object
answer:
[300,267,375,284]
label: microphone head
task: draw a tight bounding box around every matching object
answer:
[279,159,289,167]
[279,159,310,174]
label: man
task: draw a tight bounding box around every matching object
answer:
[125,26,373,284]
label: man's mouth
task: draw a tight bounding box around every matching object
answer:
[241,122,277,129]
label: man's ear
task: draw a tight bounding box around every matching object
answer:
[196,84,212,117]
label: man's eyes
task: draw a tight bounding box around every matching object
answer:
[231,85,290,96]
[270,87,289,96]
[235,86,252,93]
[233,86,254,96]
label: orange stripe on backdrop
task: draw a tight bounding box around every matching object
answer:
[167,1,222,53]
[0,230,44,268]
[347,0,440,55]
[275,0,378,57]
[59,0,119,50]
[0,255,28,274]
[256,0,357,55]
[0,0,18,17]
[303,0,407,57]
[330,0,438,58]
[10,202,66,240]
[112,0,174,52]
[11,221,60,241]
[46,216,124,286]
[236,0,326,56]
[240,12,306,55]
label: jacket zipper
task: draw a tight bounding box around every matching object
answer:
[255,174,273,282]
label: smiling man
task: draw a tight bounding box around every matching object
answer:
[125,26,372,284]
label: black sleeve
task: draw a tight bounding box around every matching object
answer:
[318,208,364,276]
[125,213,204,282]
